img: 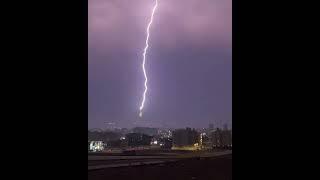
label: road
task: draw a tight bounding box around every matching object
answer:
[88,150,231,169]
[88,151,232,170]
[88,153,232,180]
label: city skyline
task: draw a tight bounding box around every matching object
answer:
[89,120,232,130]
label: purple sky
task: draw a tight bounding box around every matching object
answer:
[89,0,232,129]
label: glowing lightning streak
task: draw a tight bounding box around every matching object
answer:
[139,0,158,117]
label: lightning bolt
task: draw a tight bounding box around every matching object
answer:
[139,0,158,118]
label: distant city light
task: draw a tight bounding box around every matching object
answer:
[89,141,104,152]
[151,140,158,145]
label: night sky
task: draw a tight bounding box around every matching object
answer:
[89,0,232,129]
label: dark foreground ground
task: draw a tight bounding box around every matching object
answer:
[88,154,232,180]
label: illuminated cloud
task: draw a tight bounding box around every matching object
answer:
[89,0,231,52]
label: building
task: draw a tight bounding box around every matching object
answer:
[158,137,173,149]
[223,123,228,131]
[172,128,200,150]
[211,128,232,148]
[132,127,158,136]
[200,132,212,149]
[89,141,104,152]
[209,123,214,131]
[221,130,232,147]
[126,133,152,147]
[205,123,215,137]
[158,129,172,138]
[211,128,221,147]
[88,130,122,143]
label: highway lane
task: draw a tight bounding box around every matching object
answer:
[88,153,232,180]
[88,150,231,170]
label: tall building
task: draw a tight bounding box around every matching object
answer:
[126,133,152,147]
[200,132,211,149]
[221,130,232,147]
[211,128,222,147]
[209,123,214,130]
[223,123,228,131]
[211,128,232,148]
